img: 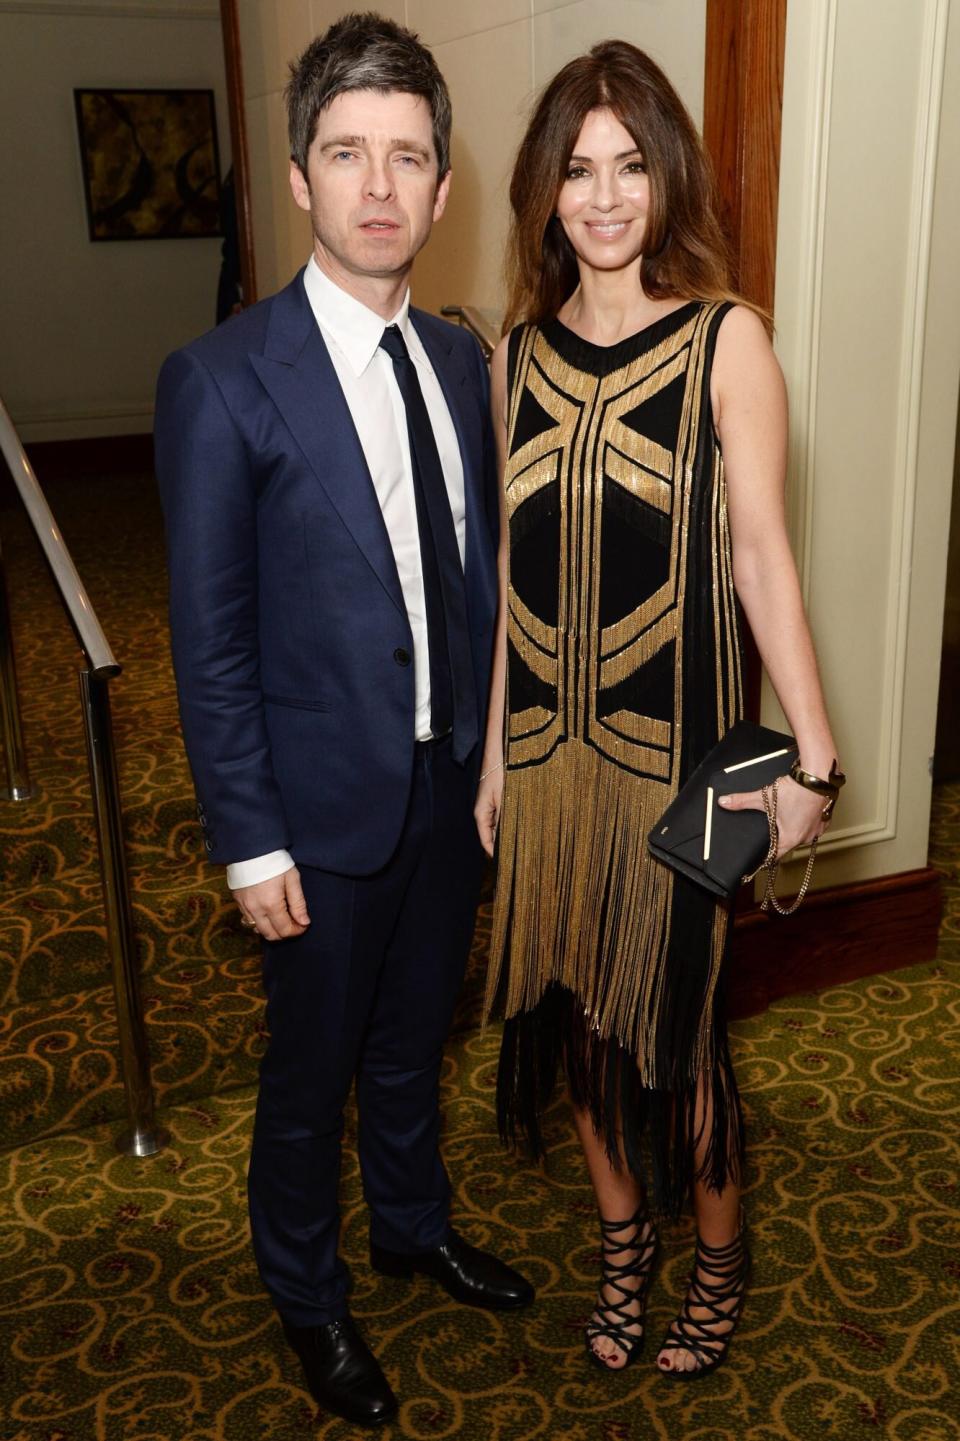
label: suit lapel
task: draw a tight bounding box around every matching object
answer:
[250,272,406,616]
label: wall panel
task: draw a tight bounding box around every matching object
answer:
[768,0,959,889]
[532,0,705,118]
[407,0,529,47]
[414,17,533,316]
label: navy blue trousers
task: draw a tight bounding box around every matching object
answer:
[247,737,485,1325]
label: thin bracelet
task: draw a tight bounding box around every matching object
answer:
[480,761,503,782]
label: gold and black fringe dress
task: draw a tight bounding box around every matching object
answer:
[486,301,746,1214]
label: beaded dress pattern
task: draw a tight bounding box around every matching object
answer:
[487,301,745,1210]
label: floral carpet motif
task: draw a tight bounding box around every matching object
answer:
[1,470,958,1439]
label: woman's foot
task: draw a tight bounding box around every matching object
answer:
[656,1223,749,1379]
[585,1211,659,1371]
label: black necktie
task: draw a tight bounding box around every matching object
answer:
[379,324,478,763]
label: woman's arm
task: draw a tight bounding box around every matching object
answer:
[475,336,510,858]
[711,305,841,853]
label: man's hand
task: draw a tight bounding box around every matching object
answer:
[233,867,311,941]
[474,764,504,859]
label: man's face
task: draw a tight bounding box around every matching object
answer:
[290,88,450,288]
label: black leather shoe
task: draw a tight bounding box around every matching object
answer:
[370,1227,534,1311]
[281,1316,398,1428]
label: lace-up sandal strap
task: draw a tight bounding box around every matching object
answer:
[594,1213,657,1279]
[585,1215,659,1367]
[588,1260,646,1319]
[696,1231,746,1265]
[659,1231,749,1374]
[598,1209,650,1242]
[588,1248,657,1324]
[597,1213,656,1258]
[585,1279,648,1358]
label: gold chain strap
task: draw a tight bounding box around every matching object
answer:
[742,778,819,916]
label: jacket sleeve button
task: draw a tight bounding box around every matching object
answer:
[393,647,411,666]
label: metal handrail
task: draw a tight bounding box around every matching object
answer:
[441,304,501,358]
[0,398,118,678]
[0,525,30,801]
[0,395,168,1159]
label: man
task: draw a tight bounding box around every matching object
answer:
[155,13,531,1429]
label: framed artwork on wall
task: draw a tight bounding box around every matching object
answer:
[74,88,223,241]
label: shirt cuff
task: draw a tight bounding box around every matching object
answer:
[227,850,294,891]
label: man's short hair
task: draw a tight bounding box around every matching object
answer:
[286,10,452,179]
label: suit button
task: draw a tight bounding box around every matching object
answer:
[393,647,411,666]
[204,839,213,852]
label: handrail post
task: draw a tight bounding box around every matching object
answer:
[439,304,500,358]
[0,529,31,800]
[79,668,169,1157]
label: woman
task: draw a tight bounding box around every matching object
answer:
[475,41,841,1379]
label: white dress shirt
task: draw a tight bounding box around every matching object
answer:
[226,258,466,890]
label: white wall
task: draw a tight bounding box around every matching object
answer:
[237,0,706,312]
[0,0,231,441]
[768,0,960,888]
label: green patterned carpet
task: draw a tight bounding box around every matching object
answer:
[1,468,959,1440]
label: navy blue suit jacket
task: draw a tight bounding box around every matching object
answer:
[155,268,499,875]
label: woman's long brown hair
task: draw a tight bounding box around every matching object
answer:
[504,40,739,332]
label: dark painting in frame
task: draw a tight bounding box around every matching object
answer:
[74,88,223,241]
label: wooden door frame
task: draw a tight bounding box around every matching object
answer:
[703,0,787,724]
[219,0,258,306]
[703,0,787,316]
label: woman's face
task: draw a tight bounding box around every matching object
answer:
[556,107,650,272]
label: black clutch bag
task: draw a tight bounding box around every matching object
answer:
[647,721,798,898]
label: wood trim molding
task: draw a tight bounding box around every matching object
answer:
[774,0,836,639]
[704,0,787,722]
[704,0,787,313]
[728,865,944,1019]
[219,0,258,307]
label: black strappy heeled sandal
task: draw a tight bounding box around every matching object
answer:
[584,1209,659,1372]
[656,1220,750,1380]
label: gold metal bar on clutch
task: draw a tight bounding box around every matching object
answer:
[723,747,790,773]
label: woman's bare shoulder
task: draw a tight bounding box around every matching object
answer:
[714,304,783,388]
[716,302,773,349]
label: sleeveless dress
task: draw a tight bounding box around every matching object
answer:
[486,301,746,1213]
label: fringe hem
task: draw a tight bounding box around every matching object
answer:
[495,982,745,1217]
[486,743,677,1054]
